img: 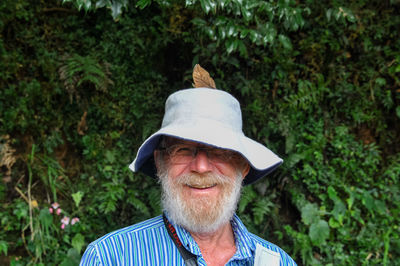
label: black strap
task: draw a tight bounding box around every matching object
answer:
[163,214,198,266]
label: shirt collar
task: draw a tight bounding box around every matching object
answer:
[230,214,255,260]
[164,212,202,255]
[164,213,256,261]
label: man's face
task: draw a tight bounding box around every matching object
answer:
[155,138,249,233]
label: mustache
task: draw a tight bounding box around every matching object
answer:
[175,173,231,187]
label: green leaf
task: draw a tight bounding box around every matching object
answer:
[127,194,150,216]
[13,201,28,220]
[103,165,113,171]
[252,198,274,225]
[309,220,330,245]
[225,39,237,54]
[249,30,258,43]
[375,199,387,215]
[241,5,252,21]
[111,1,123,20]
[71,233,85,253]
[285,134,295,153]
[0,240,8,255]
[238,186,257,213]
[361,191,376,213]
[136,0,151,9]
[349,208,365,225]
[375,77,386,86]
[301,203,320,225]
[191,18,206,26]
[105,150,116,163]
[83,0,92,11]
[39,208,53,230]
[346,195,354,210]
[327,186,338,200]
[328,217,340,229]
[60,248,81,266]
[396,106,400,118]
[331,200,346,223]
[199,0,212,14]
[72,191,84,208]
[285,153,304,168]
[278,34,292,50]
[240,29,249,39]
[237,40,248,57]
[95,0,108,8]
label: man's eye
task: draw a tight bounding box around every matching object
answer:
[175,147,192,155]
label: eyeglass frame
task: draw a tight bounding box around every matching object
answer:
[157,143,245,165]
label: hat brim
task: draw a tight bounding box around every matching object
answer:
[129,121,282,185]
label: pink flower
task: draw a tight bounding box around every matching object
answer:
[51,202,60,209]
[56,208,62,215]
[61,223,65,230]
[61,216,70,225]
[71,217,80,225]
[49,207,53,214]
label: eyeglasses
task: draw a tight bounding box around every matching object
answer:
[159,144,241,165]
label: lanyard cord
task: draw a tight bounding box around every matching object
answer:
[163,213,198,266]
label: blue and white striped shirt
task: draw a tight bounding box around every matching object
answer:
[80,214,296,265]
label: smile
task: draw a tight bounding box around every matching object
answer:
[186,183,217,189]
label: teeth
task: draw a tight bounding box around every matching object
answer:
[188,184,216,189]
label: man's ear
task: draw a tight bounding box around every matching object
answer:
[241,163,250,180]
[153,150,161,170]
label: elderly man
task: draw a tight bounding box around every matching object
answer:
[80,66,296,265]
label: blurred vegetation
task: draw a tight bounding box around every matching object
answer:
[1,0,399,265]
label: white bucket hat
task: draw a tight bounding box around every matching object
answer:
[129,87,283,185]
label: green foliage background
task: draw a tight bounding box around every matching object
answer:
[1,0,399,265]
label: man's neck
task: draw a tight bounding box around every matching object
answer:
[190,222,237,266]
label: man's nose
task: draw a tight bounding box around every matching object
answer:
[189,149,212,173]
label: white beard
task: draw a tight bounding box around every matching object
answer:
[159,169,243,234]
